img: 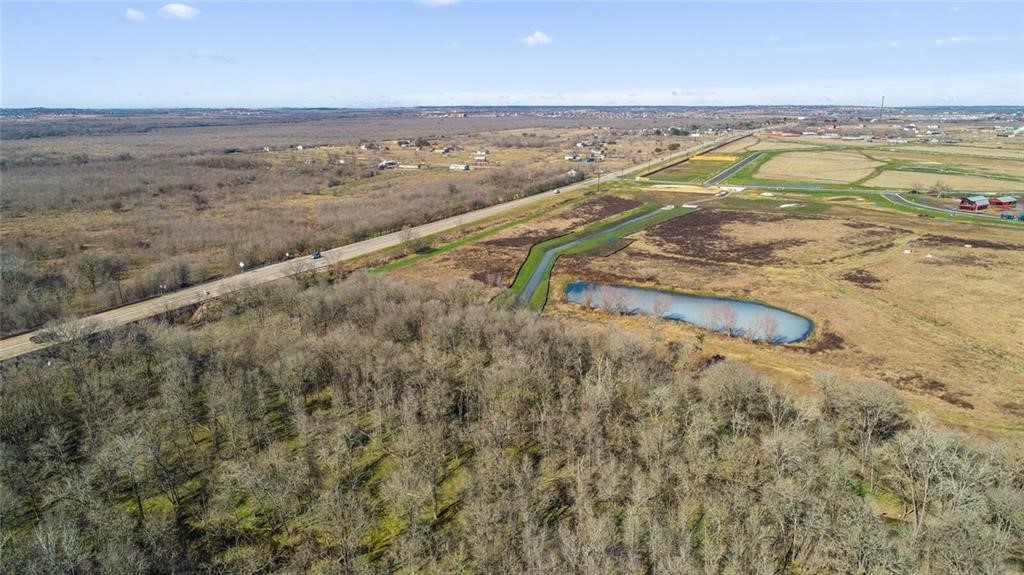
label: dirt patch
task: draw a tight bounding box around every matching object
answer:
[559,195,643,226]
[796,330,846,354]
[912,234,1024,251]
[882,372,975,410]
[841,269,883,289]
[997,400,1024,419]
[641,209,813,265]
[481,195,640,249]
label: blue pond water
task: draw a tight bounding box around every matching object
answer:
[563,281,813,344]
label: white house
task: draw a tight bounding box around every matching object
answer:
[449,163,470,171]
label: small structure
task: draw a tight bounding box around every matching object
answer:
[473,149,489,163]
[378,160,398,169]
[989,196,1018,209]
[958,196,989,211]
[449,163,470,172]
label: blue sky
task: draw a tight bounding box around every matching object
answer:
[3,1,1022,107]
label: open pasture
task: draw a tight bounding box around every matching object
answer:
[753,151,884,184]
[541,195,1024,435]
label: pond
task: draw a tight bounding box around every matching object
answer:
[563,281,813,344]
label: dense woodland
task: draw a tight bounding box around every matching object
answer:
[1,274,1021,574]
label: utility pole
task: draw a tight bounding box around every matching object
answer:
[879,96,885,120]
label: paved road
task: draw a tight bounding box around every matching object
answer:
[705,151,763,186]
[882,192,1006,220]
[0,132,756,362]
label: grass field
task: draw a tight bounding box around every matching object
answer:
[544,196,1024,437]
[648,154,747,184]
[497,204,695,309]
[754,151,884,184]
[864,170,1024,193]
[389,172,1024,438]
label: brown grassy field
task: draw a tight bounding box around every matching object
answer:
[864,170,1023,192]
[755,151,884,183]
[542,201,1024,436]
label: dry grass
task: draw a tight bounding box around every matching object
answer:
[544,205,1024,436]
[865,150,1024,179]
[748,139,823,151]
[864,170,1024,193]
[755,151,884,183]
[898,144,1024,160]
[713,136,758,154]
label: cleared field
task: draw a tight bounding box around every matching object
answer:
[647,184,717,193]
[864,170,1024,192]
[714,136,758,154]
[899,144,1024,160]
[391,194,644,289]
[748,139,823,151]
[754,151,884,184]
[650,157,736,183]
[545,203,1024,436]
[865,150,1024,179]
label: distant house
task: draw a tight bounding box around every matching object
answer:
[959,196,990,211]
[473,149,489,163]
[449,163,470,171]
[989,196,1018,209]
[378,160,398,169]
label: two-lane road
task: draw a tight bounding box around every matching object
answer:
[0,132,757,361]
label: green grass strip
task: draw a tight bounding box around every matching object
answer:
[498,203,695,310]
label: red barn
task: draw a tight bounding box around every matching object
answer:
[959,196,990,211]
[989,196,1019,209]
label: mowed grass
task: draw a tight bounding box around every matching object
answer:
[754,151,884,184]
[497,204,695,310]
[648,155,746,184]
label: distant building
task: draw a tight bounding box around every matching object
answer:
[473,149,489,163]
[989,196,1018,209]
[449,163,470,171]
[959,196,990,211]
[378,160,398,169]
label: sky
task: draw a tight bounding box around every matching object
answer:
[2,1,1022,108]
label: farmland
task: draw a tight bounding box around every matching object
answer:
[3,110,1023,574]
[383,120,1024,438]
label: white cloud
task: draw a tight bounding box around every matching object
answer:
[520,30,552,47]
[122,8,146,23]
[934,36,972,45]
[190,49,232,62]
[158,3,199,20]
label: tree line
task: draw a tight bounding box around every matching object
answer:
[1,274,1020,573]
